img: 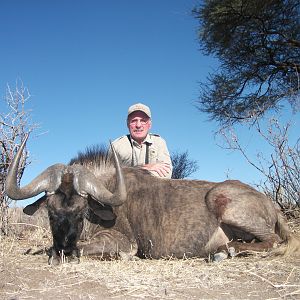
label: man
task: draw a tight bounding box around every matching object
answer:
[112,103,172,178]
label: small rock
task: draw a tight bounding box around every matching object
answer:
[213,251,228,262]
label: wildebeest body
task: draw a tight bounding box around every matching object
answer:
[5,135,300,263]
[119,173,218,258]
[76,165,283,259]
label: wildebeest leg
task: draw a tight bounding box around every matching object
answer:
[78,229,138,260]
[217,223,281,252]
[206,180,282,257]
[210,223,281,262]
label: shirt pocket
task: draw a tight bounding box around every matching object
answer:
[149,147,157,162]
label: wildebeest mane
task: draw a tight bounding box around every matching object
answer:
[68,144,141,189]
[69,144,139,179]
[69,144,109,166]
[68,144,117,180]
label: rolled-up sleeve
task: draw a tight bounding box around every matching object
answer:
[151,136,173,178]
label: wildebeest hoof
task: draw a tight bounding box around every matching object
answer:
[213,251,228,262]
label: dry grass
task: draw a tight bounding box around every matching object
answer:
[1,208,300,300]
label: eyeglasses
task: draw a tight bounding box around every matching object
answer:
[129,118,150,126]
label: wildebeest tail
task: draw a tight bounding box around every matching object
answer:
[275,211,300,256]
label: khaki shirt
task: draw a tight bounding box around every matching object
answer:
[112,133,173,178]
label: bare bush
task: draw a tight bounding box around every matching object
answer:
[171,150,199,179]
[0,79,39,235]
[218,113,300,216]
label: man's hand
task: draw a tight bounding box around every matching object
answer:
[142,162,171,178]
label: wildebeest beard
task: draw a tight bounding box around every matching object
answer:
[47,195,117,261]
[46,185,86,260]
[49,210,83,257]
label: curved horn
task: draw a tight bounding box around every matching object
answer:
[5,133,66,200]
[73,141,127,206]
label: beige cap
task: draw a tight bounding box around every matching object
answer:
[127,103,151,118]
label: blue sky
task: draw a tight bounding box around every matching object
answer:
[1,0,299,206]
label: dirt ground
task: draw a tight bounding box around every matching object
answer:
[1,210,300,300]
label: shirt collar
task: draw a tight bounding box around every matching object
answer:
[130,133,152,147]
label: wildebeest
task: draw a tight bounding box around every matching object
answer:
[5,134,300,264]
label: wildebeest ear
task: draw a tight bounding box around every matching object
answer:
[23,195,47,216]
[88,198,116,221]
[94,209,116,221]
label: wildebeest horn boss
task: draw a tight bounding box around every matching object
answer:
[6,135,300,264]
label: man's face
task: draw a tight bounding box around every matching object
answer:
[127,111,151,144]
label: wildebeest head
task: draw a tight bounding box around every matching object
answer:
[5,134,126,263]
[48,174,84,252]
